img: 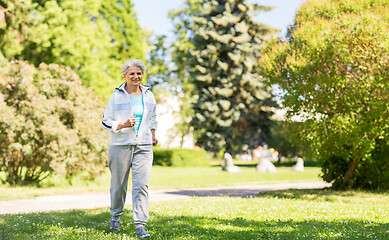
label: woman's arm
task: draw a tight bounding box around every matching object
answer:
[102,95,121,132]
[102,94,136,132]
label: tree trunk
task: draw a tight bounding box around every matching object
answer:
[342,157,361,188]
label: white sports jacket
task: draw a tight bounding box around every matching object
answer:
[102,83,157,145]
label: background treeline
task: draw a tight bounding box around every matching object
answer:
[0,0,387,190]
[0,0,147,98]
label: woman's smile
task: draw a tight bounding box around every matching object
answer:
[124,66,143,87]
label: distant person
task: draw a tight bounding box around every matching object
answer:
[102,59,158,238]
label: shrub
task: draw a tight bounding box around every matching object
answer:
[358,140,389,190]
[0,61,108,185]
[153,148,210,167]
[322,140,389,190]
[153,148,174,166]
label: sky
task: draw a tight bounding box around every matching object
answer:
[132,0,307,38]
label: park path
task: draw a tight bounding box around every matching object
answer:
[0,181,330,214]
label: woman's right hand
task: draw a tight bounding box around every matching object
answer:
[124,116,136,128]
[117,116,136,130]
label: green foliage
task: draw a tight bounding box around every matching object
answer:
[0,0,147,99]
[0,61,108,185]
[171,0,277,155]
[262,0,389,190]
[267,120,307,159]
[153,148,174,166]
[321,140,389,190]
[153,148,210,167]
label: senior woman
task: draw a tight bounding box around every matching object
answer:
[102,59,157,238]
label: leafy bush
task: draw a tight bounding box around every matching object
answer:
[358,140,389,190]
[153,148,210,167]
[321,140,389,190]
[0,61,108,185]
[153,148,174,166]
[262,0,389,190]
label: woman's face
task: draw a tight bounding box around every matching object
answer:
[124,66,143,87]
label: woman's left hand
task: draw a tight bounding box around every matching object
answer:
[151,129,158,146]
[152,137,158,146]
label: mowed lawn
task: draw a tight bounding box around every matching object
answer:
[0,166,322,201]
[0,188,388,239]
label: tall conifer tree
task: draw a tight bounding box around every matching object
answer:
[172,0,276,155]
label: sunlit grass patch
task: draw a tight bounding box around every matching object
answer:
[3,189,387,239]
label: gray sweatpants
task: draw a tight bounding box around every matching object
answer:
[108,144,153,228]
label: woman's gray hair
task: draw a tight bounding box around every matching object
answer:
[121,59,146,75]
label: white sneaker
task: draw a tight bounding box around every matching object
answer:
[135,226,151,238]
[110,219,120,231]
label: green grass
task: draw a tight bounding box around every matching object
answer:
[0,166,322,201]
[1,188,388,239]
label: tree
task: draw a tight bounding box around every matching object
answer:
[169,0,202,149]
[262,0,389,190]
[0,61,108,185]
[171,0,276,155]
[0,0,147,98]
[99,0,148,90]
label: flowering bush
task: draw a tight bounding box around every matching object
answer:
[0,61,108,185]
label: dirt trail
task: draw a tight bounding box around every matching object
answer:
[0,181,331,214]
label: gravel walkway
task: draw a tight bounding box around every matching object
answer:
[0,181,331,214]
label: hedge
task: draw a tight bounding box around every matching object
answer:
[153,148,211,167]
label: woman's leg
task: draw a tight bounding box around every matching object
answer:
[109,145,133,219]
[131,144,153,228]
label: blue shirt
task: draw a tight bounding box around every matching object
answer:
[129,94,144,134]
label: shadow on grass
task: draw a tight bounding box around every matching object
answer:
[165,185,332,199]
[0,206,387,239]
[214,159,320,168]
[210,162,258,168]
[259,188,336,200]
[234,163,257,168]
[257,187,389,203]
[166,188,262,198]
